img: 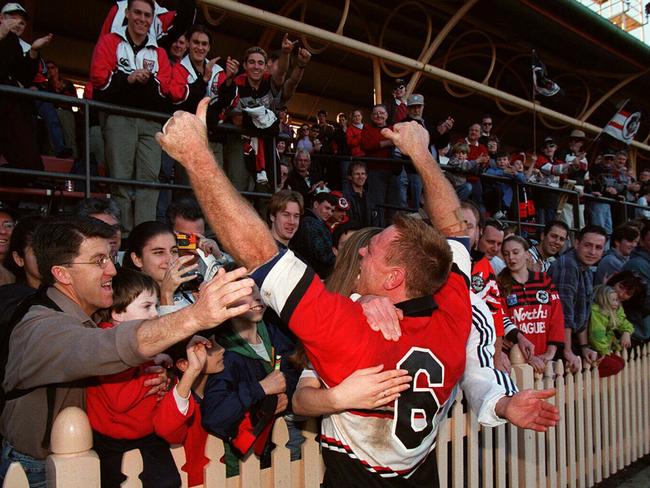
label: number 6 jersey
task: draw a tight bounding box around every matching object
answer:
[252,241,516,486]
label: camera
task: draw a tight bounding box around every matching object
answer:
[175,233,224,292]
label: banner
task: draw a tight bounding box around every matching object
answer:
[603,106,641,144]
[532,51,561,97]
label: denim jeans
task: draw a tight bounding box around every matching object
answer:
[456,182,473,201]
[36,100,66,155]
[283,415,306,461]
[589,202,613,235]
[367,169,399,227]
[0,440,47,488]
[397,169,423,210]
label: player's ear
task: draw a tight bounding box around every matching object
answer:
[384,267,405,290]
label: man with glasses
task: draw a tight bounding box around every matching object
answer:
[0,216,254,485]
[478,114,493,146]
[534,136,576,227]
[386,78,408,125]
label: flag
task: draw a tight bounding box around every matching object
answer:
[603,105,641,144]
[532,51,561,97]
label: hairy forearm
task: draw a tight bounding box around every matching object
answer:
[136,306,201,358]
[184,146,278,269]
[415,148,465,236]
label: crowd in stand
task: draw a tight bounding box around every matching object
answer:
[0,0,649,487]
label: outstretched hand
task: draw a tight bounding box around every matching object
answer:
[381,121,430,158]
[495,388,560,432]
[156,97,211,168]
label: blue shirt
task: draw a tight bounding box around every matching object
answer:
[548,249,593,332]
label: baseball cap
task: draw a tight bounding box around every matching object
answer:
[330,191,349,211]
[1,3,28,18]
[569,129,586,139]
[406,94,424,106]
[393,78,406,89]
[542,136,556,147]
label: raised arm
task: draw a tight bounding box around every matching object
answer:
[155,98,278,269]
[381,122,466,237]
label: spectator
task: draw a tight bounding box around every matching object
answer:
[86,269,186,488]
[0,215,44,313]
[0,3,50,182]
[75,198,123,263]
[267,190,304,248]
[279,161,289,189]
[478,114,494,146]
[346,109,365,158]
[162,332,225,488]
[548,224,607,373]
[0,203,16,285]
[528,220,569,273]
[498,235,565,374]
[589,284,633,377]
[486,136,499,163]
[295,123,314,154]
[464,123,488,161]
[332,112,348,155]
[316,109,335,154]
[344,161,372,227]
[123,221,197,313]
[100,0,196,52]
[621,222,650,343]
[446,141,489,206]
[289,192,337,278]
[478,219,506,275]
[595,224,640,284]
[484,151,526,219]
[91,0,186,231]
[534,136,576,227]
[278,106,292,137]
[638,168,650,185]
[39,60,77,159]
[385,78,407,124]
[326,191,349,232]
[202,285,298,476]
[283,149,326,203]
[636,184,650,219]
[585,153,618,235]
[0,216,253,485]
[167,34,187,64]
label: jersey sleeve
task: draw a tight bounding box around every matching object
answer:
[460,297,518,427]
[547,281,566,345]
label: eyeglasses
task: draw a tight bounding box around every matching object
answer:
[0,221,15,231]
[62,255,112,269]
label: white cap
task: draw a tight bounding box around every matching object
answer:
[1,3,28,18]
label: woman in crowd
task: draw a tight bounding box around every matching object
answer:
[498,235,565,373]
[123,221,198,314]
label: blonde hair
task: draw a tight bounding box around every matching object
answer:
[325,227,381,296]
[593,285,619,331]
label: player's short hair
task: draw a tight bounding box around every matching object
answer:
[386,214,453,297]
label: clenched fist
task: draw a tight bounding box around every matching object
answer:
[156,97,211,167]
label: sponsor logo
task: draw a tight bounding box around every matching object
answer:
[118,57,130,67]
[506,294,518,307]
[143,59,155,72]
[512,304,548,323]
[519,321,547,334]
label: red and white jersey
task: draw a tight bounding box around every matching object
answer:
[174,54,226,104]
[471,256,511,337]
[253,239,514,480]
[101,1,175,42]
[501,272,565,354]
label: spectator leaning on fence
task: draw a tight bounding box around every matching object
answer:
[548,225,607,373]
[594,224,640,284]
[622,221,650,343]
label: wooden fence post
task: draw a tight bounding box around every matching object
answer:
[544,361,557,488]
[582,359,594,487]
[555,360,567,488]
[510,346,535,488]
[46,406,100,487]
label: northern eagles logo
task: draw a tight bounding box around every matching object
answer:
[536,290,549,304]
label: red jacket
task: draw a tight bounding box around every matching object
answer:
[86,322,191,441]
[346,124,365,157]
[361,123,395,171]
[90,29,185,111]
[100,1,175,41]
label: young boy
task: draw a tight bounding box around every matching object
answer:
[445,142,488,202]
[201,285,299,476]
[484,151,526,218]
[87,269,210,488]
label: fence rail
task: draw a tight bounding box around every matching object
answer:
[3,344,648,488]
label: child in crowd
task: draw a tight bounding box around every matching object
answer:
[163,332,226,487]
[201,285,299,477]
[445,142,488,202]
[589,285,635,378]
[484,151,526,219]
[87,269,207,488]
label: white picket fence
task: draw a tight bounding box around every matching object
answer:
[3,344,649,488]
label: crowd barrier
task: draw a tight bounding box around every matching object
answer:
[3,344,648,488]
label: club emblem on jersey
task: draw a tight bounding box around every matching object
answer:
[471,275,485,293]
[143,59,155,72]
[536,290,549,304]
[507,294,518,307]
